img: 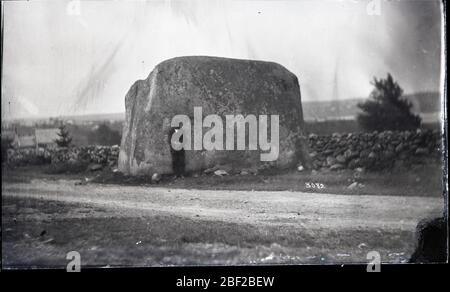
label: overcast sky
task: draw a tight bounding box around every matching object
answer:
[2,0,443,119]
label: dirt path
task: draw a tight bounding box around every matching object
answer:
[2,178,444,231]
[2,178,446,266]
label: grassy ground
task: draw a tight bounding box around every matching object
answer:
[2,196,415,268]
[2,162,444,197]
[1,163,444,268]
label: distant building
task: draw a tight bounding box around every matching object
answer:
[35,128,59,148]
[17,135,36,148]
[7,128,59,149]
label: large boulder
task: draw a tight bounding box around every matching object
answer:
[119,56,310,175]
[409,216,447,263]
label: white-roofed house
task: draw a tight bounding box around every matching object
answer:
[35,128,59,149]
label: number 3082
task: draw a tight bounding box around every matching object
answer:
[305,182,325,189]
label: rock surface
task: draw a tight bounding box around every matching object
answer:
[151,173,161,183]
[409,216,447,263]
[307,129,441,171]
[119,56,310,175]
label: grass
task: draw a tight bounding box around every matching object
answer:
[2,161,444,197]
[3,163,440,267]
[43,161,90,174]
[89,162,443,197]
[2,196,415,267]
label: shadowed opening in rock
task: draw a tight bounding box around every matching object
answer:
[168,127,185,176]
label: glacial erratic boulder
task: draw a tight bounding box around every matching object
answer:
[409,216,447,263]
[119,56,310,175]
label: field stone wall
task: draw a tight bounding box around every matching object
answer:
[307,129,442,171]
[49,145,121,166]
[5,130,442,172]
[6,145,120,168]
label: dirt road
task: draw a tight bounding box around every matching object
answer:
[2,178,445,267]
[3,178,443,230]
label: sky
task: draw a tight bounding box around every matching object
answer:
[1,0,443,119]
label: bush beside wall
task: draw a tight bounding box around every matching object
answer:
[6,145,120,170]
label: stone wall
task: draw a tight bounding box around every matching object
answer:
[5,129,442,172]
[6,145,120,168]
[50,145,120,166]
[6,147,52,166]
[307,129,442,171]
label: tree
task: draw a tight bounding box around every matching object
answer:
[357,73,421,131]
[88,123,121,146]
[55,124,73,147]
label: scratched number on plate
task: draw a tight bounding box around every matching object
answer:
[305,182,325,189]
